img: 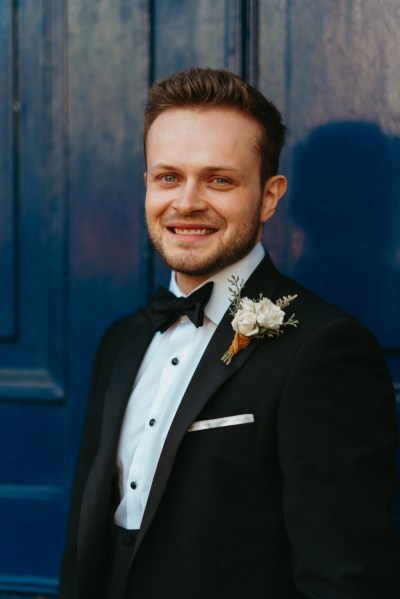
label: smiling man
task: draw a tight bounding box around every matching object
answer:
[60,68,400,598]
[144,107,285,292]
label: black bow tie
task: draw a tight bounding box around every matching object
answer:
[145,282,214,333]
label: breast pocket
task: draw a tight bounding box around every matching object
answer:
[186,416,256,446]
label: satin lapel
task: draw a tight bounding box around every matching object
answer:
[133,254,282,556]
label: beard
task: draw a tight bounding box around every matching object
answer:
[146,204,263,277]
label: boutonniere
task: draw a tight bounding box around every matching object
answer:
[221,276,299,365]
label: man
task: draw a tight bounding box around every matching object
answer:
[60,68,400,598]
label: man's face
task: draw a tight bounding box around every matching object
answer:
[145,107,285,293]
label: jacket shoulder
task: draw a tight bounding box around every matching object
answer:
[276,274,361,330]
[100,309,149,348]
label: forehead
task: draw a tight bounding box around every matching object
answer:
[146,107,262,164]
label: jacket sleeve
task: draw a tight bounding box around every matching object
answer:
[278,317,400,598]
[58,319,128,598]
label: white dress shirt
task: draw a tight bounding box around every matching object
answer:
[114,243,265,529]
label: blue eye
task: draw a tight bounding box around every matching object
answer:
[162,174,176,183]
[213,177,231,186]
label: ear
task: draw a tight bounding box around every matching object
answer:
[260,175,287,223]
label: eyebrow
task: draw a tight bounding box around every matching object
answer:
[149,163,176,174]
[149,163,245,176]
[203,166,244,175]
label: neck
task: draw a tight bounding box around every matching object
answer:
[175,272,215,295]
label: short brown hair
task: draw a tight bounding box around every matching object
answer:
[144,67,287,185]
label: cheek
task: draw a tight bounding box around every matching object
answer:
[146,189,174,217]
[144,203,159,230]
[145,193,163,220]
[144,197,152,219]
[217,199,259,226]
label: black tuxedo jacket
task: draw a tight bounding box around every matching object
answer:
[60,255,400,598]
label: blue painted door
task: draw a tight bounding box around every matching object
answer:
[0,1,399,596]
[0,1,68,595]
[0,1,150,595]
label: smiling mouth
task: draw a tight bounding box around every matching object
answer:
[170,228,216,235]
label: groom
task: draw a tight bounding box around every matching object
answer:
[60,67,400,598]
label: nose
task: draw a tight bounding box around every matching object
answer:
[172,181,207,213]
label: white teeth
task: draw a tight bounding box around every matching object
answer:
[174,228,213,235]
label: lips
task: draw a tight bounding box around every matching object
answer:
[172,228,215,235]
[165,222,219,237]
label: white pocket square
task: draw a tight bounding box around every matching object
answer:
[188,413,254,432]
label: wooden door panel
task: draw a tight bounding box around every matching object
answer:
[0,1,67,594]
[0,1,14,339]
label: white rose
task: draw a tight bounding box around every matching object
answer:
[240,297,257,312]
[231,309,259,336]
[255,298,285,330]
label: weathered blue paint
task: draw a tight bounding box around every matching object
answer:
[0,0,399,596]
[0,1,15,339]
[0,0,68,594]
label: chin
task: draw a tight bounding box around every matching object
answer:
[164,255,218,277]
[151,229,259,276]
[163,250,244,278]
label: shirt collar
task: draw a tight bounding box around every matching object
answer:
[169,243,265,325]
